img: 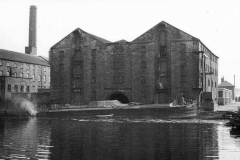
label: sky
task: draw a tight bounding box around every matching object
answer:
[0,0,240,86]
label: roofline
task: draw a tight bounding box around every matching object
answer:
[50,28,111,50]
[161,21,199,40]
[50,28,79,50]
[38,56,49,62]
[162,21,218,58]
[0,49,50,67]
[198,40,219,58]
[50,21,219,59]
[0,57,50,67]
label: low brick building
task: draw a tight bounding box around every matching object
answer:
[218,77,235,100]
[0,49,50,101]
[218,88,232,105]
[50,21,218,105]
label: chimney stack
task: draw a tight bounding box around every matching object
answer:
[25,5,37,55]
[221,77,224,83]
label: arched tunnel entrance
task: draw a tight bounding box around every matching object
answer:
[108,92,129,104]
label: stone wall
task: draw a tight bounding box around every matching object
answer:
[50,21,218,105]
[0,59,50,89]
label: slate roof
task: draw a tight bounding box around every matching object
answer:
[218,81,234,87]
[0,49,49,66]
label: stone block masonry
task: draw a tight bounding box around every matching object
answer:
[50,21,218,105]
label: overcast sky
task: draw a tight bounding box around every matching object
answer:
[0,0,240,86]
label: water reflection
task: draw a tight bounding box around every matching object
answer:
[218,126,240,160]
[0,118,52,159]
[0,117,239,160]
[49,120,219,160]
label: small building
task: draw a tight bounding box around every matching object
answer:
[218,88,232,105]
[218,77,235,100]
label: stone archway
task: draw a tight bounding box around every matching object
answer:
[108,92,129,104]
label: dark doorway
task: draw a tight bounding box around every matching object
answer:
[109,92,129,104]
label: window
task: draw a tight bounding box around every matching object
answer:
[38,75,41,82]
[0,70,3,76]
[19,72,23,78]
[91,90,96,101]
[0,60,2,66]
[91,49,96,58]
[26,64,30,70]
[160,46,167,57]
[91,76,96,83]
[7,84,11,92]
[20,86,24,92]
[141,77,146,84]
[218,91,223,98]
[26,86,30,92]
[73,88,82,93]
[12,63,17,68]
[14,85,18,92]
[32,86,36,92]
[72,63,83,75]
[141,60,147,69]
[26,72,30,78]
[208,79,210,86]
[43,75,47,82]
[159,62,167,76]
[6,69,10,76]
[6,62,10,67]
[72,79,81,88]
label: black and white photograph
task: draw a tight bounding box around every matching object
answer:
[0,0,240,159]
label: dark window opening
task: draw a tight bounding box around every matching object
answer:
[14,85,18,92]
[91,90,96,101]
[26,86,30,92]
[7,84,11,92]
[218,91,223,97]
[20,86,24,92]
[160,46,167,57]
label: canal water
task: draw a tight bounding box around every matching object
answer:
[0,116,240,160]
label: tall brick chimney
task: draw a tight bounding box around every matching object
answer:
[25,5,37,55]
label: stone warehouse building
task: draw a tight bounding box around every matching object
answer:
[50,21,218,105]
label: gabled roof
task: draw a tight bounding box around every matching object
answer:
[132,21,198,42]
[218,81,234,87]
[50,21,218,59]
[114,39,128,43]
[130,21,218,57]
[0,49,49,66]
[80,28,110,43]
[51,28,111,49]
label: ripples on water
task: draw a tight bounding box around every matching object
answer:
[0,116,240,160]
